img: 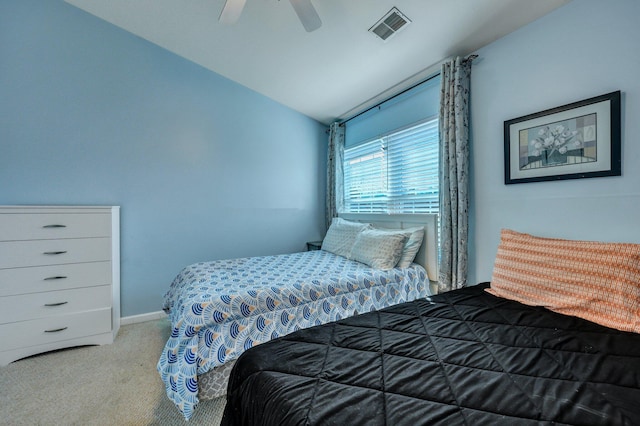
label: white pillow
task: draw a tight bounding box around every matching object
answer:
[397,227,424,268]
[368,226,425,268]
[350,228,408,270]
[321,217,371,258]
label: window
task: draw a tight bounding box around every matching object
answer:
[343,117,439,214]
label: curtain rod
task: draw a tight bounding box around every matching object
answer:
[339,72,440,127]
[339,54,478,127]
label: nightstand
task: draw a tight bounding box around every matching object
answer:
[306,240,322,251]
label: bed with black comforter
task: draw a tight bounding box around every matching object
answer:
[221,283,640,425]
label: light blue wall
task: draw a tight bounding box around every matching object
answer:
[0,1,327,316]
[469,0,640,285]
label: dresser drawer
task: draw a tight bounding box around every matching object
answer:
[0,213,111,241]
[0,262,111,297]
[0,238,111,269]
[0,308,112,352]
[0,285,111,324]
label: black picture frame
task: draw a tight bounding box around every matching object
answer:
[504,91,621,184]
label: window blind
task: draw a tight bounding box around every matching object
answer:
[343,117,439,214]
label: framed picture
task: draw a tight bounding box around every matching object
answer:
[504,91,621,184]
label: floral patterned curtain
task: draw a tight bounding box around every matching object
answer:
[326,122,345,230]
[438,56,473,293]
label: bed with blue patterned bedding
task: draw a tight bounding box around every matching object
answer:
[157,250,430,420]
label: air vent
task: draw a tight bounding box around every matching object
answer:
[369,7,411,41]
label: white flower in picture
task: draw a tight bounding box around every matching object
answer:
[529,122,580,165]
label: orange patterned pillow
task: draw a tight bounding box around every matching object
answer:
[487,229,640,333]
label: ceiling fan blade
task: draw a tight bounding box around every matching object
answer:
[289,0,322,32]
[219,0,246,25]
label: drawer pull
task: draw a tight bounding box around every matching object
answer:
[42,224,67,228]
[44,327,68,333]
[44,301,68,307]
[44,276,68,281]
[43,251,68,255]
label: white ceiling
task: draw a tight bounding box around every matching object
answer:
[64,0,571,125]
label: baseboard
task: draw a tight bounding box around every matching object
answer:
[120,310,168,326]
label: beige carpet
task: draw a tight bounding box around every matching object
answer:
[0,318,225,425]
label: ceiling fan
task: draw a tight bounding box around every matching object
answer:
[219,0,322,32]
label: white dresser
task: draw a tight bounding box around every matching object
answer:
[0,206,120,366]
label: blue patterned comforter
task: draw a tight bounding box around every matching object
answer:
[157,250,429,419]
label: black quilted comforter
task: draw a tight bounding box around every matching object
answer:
[221,283,640,425]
